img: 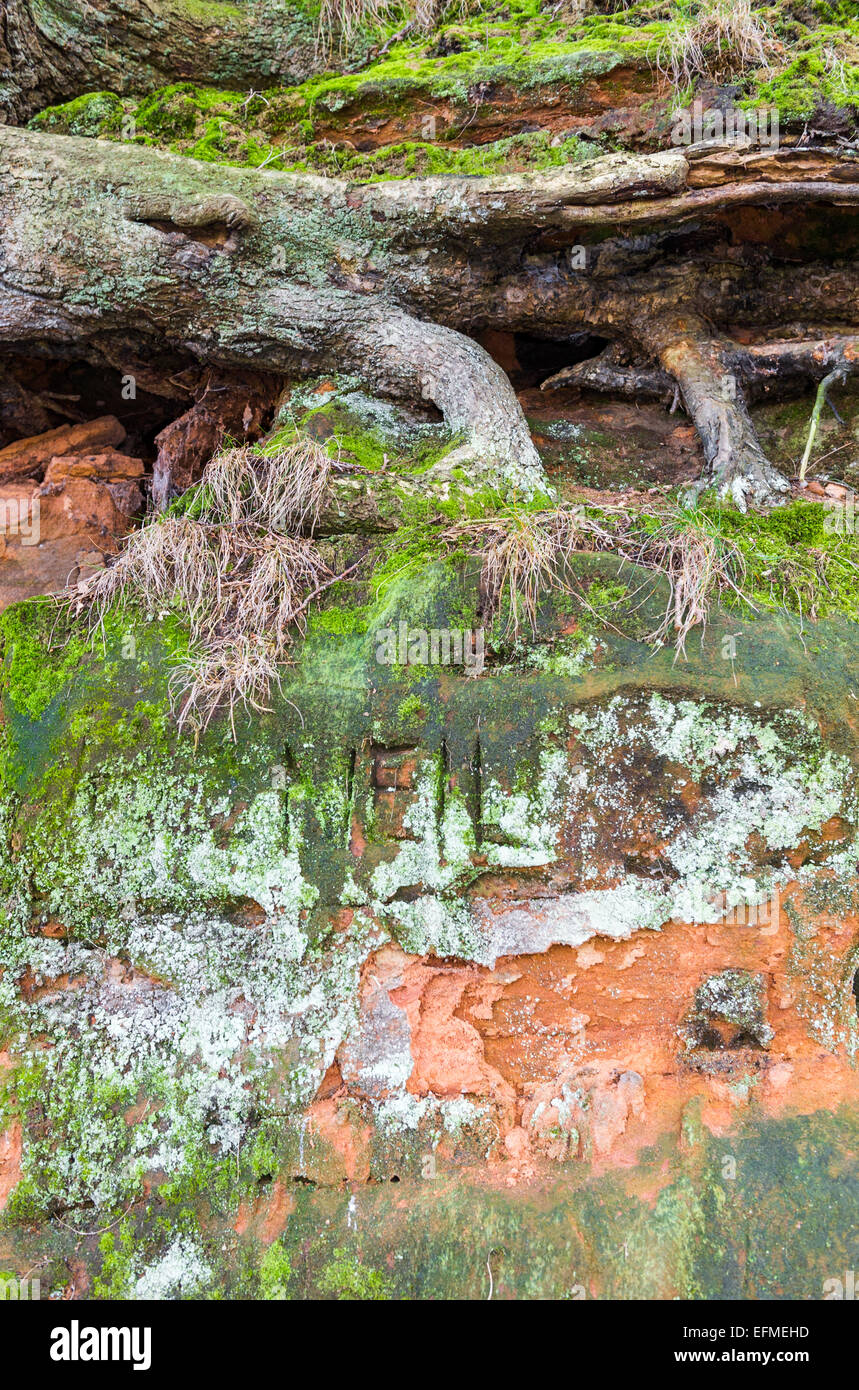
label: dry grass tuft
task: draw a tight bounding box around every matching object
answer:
[200,437,332,534]
[820,40,859,96]
[626,515,748,652]
[657,0,776,88]
[316,0,452,54]
[443,503,746,653]
[443,506,614,636]
[72,438,339,734]
[317,0,393,55]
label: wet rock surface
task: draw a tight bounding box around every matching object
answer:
[2,562,859,1295]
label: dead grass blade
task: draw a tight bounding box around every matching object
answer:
[630,517,748,653]
[70,438,338,734]
[443,505,616,636]
[200,436,332,535]
[315,0,477,56]
[443,503,746,653]
[657,0,776,88]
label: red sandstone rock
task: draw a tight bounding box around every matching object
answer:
[0,415,127,481]
[33,476,141,542]
[43,450,144,483]
[0,468,141,611]
[303,869,859,1183]
[0,1120,22,1215]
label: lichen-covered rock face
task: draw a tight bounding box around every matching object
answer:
[3,576,859,1298]
[6,0,859,1305]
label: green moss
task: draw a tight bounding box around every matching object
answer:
[750,18,859,120]
[171,0,244,20]
[304,487,859,673]
[135,84,206,139]
[26,0,666,174]
[259,1242,293,1299]
[285,128,604,181]
[93,1223,138,1300]
[396,693,425,722]
[259,406,453,477]
[327,428,389,471]
[0,599,94,723]
[700,499,859,622]
[29,90,125,136]
[186,115,236,161]
[27,0,859,177]
[309,605,370,637]
[581,578,630,623]
[0,598,191,787]
[317,1247,393,1300]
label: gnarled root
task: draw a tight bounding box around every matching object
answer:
[543,331,790,508]
[541,344,674,401]
[655,323,790,510]
[334,306,548,496]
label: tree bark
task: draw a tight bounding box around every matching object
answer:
[0,0,341,125]
[543,336,859,402]
[653,321,790,509]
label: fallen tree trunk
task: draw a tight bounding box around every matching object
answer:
[2,127,859,506]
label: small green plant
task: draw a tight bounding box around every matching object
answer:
[259,1242,293,1300]
[317,1248,394,1300]
[397,692,425,721]
[93,1223,137,1300]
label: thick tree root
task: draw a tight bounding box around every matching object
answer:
[542,335,859,504]
[544,337,859,399]
[655,323,791,510]
[542,345,674,401]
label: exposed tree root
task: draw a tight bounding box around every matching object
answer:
[541,325,789,512]
[544,334,859,507]
[542,344,674,401]
[655,326,790,510]
[543,336,859,403]
[2,128,859,508]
